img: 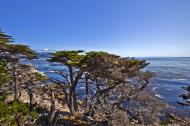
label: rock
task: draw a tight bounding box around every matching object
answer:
[153,122,160,126]
[131,119,139,123]
[131,121,135,125]
[167,113,190,126]
[186,100,190,103]
[5,88,70,113]
[179,94,190,99]
[186,86,190,92]
[82,116,96,124]
[177,101,190,106]
[42,93,49,99]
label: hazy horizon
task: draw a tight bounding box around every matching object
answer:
[1,0,190,57]
[34,48,190,58]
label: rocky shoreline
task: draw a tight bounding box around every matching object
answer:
[6,84,70,112]
[3,84,190,126]
[178,86,190,106]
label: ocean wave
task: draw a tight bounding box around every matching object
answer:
[48,70,56,73]
[155,94,164,99]
[152,87,158,91]
[155,78,189,85]
[78,87,85,90]
[177,79,188,81]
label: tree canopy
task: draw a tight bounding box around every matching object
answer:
[0,31,37,88]
[48,50,158,125]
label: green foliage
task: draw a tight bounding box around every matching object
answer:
[0,60,10,85]
[0,99,39,125]
[7,44,37,59]
[0,31,37,60]
[0,30,45,125]
[34,72,48,81]
[0,31,12,44]
[49,50,85,67]
[49,50,151,84]
[0,30,38,85]
[160,120,169,125]
[84,51,110,65]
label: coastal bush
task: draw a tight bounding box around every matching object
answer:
[0,60,9,85]
[0,98,39,126]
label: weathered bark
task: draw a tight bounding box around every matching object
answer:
[68,67,84,114]
[27,87,33,111]
[68,66,75,114]
[15,114,24,126]
[12,63,20,101]
[72,71,83,112]
[14,83,19,101]
[96,79,100,91]
[68,87,78,114]
[73,88,78,111]
[48,90,56,126]
[85,75,89,106]
[68,88,74,114]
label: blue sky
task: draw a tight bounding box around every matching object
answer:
[0,0,190,57]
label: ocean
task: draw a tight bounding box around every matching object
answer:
[142,57,190,116]
[27,52,190,116]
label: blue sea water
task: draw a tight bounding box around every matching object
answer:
[142,57,190,116]
[28,52,190,116]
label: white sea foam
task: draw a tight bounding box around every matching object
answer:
[155,94,164,99]
[79,87,85,90]
[152,87,158,91]
[48,70,56,73]
[177,79,187,81]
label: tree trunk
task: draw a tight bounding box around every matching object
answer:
[96,79,100,91]
[28,88,33,111]
[13,65,19,101]
[68,87,78,114]
[68,89,74,114]
[15,114,24,126]
[68,67,83,114]
[48,90,56,126]
[73,88,78,111]
[68,66,77,114]
[14,82,19,101]
[85,75,89,106]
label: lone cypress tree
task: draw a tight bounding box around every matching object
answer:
[48,50,154,116]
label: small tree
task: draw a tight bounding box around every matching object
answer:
[0,31,37,101]
[18,64,48,110]
[48,50,86,114]
[0,30,40,126]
